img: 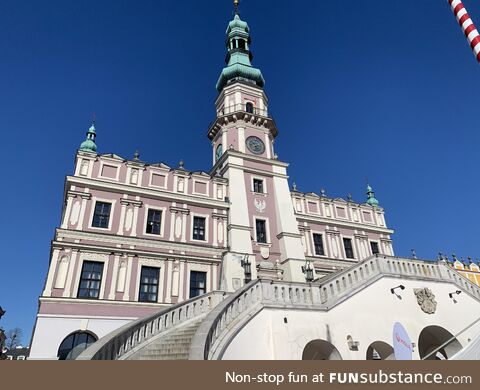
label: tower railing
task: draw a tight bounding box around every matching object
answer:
[217,104,270,118]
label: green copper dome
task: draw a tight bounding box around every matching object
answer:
[216,14,265,92]
[79,124,97,152]
[366,184,379,207]
[227,14,249,35]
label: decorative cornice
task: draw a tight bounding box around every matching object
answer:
[67,176,229,210]
[67,190,91,200]
[169,206,190,215]
[276,232,302,240]
[295,214,394,235]
[54,228,226,257]
[120,199,142,207]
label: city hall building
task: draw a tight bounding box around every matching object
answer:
[29,4,480,361]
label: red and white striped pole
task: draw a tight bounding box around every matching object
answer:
[448,0,480,63]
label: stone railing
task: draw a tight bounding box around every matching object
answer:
[190,255,480,360]
[76,291,226,360]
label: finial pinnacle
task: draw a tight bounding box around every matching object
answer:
[134,150,140,160]
[92,112,96,125]
[234,0,240,14]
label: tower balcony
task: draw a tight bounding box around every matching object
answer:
[207,103,278,140]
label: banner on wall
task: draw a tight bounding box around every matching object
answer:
[393,322,413,360]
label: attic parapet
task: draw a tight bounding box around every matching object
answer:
[73,151,229,202]
[291,190,389,230]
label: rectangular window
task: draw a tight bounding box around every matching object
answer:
[253,179,264,193]
[370,242,380,255]
[138,266,159,303]
[256,219,267,243]
[146,209,162,235]
[92,201,111,229]
[313,233,325,256]
[343,238,355,259]
[193,216,206,241]
[190,271,207,298]
[78,261,104,299]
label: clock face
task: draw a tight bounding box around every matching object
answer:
[245,136,265,155]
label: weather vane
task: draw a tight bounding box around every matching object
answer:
[92,112,97,125]
[234,0,240,14]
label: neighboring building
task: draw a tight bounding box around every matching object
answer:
[29,4,480,361]
[5,346,30,361]
[451,259,480,287]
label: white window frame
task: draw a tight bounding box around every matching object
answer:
[311,231,327,257]
[88,197,116,231]
[341,235,357,260]
[251,176,267,194]
[186,263,211,299]
[143,205,167,238]
[74,255,109,300]
[191,213,209,243]
[135,259,165,304]
[252,216,271,245]
[369,240,381,255]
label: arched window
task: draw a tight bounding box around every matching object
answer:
[57,331,97,360]
[238,39,246,50]
[246,102,254,114]
[216,144,223,161]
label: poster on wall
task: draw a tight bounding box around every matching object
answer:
[393,322,413,360]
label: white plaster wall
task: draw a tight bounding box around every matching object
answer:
[222,277,480,360]
[29,316,132,360]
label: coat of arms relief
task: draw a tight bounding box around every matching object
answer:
[414,288,437,314]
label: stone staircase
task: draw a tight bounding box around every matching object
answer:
[127,319,203,360]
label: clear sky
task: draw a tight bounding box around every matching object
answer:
[1,0,479,344]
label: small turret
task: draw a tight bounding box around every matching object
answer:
[79,123,97,153]
[366,184,379,207]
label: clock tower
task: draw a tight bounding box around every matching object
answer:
[209,6,309,291]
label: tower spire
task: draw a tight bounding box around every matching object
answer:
[216,4,265,92]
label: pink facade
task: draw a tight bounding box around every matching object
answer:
[30,10,395,360]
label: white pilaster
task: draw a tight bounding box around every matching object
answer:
[43,249,60,296]
[63,250,79,298]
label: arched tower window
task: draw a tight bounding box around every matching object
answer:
[246,102,254,114]
[216,144,223,161]
[57,331,97,360]
[238,39,246,50]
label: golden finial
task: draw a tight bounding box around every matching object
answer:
[234,0,240,14]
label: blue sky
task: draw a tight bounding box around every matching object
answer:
[1,0,479,343]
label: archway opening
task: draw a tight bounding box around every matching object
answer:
[366,341,394,360]
[57,331,98,360]
[418,325,462,360]
[302,339,342,360]
[246,102,254,114]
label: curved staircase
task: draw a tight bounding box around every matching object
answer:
[128,319,204,360]
[77,255,480,360]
